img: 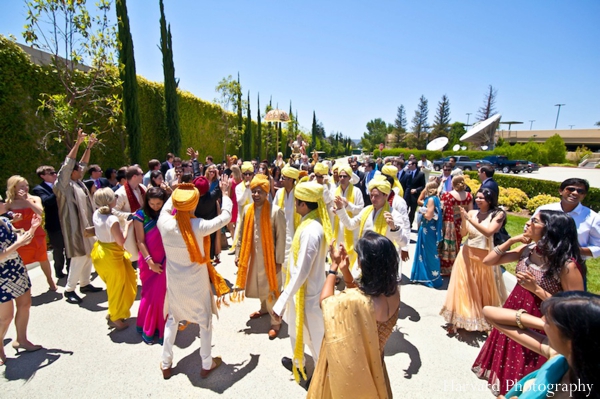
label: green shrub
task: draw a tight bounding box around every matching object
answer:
[544,134,567,164]
[499,187,529,212]
[526,194,561,214]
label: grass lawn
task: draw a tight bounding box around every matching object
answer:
[504,214,599,294]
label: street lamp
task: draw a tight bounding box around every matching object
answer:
[466,113,472,126]
[529,120,535,130]
[554,104,565,129]
[569,125,575,129]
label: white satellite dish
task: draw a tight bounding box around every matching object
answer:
[452,144,460,151]
[461,146,467,151]
[426,137,449,151]
[481,145,489,150]
[460,114,502,142]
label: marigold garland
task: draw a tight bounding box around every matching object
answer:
[334,184,357,267]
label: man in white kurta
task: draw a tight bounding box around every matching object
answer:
[332,164,364,265]
[273,165,300,266]
[235,175,286,338]
[334,176,409,272]
[113,166,145,267]
[158,183,232,378]
[273,181,330,381]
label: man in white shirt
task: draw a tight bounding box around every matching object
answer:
[534,178,600,259]
[417,154,433,182]
[273,165,300,266]
[332,164,364,267]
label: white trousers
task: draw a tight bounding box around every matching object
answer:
[161,315,213,370]
[65,255,92,292]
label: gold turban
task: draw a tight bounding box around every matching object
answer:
[368,175,391,195]
[294,181,332,246]
[332,164,339,173]
[314,162,329,175]
[381,164,403,195]
[241,161,254,173]
[250,174,270,193]
[172,183,200,211]
[282,165,300,180]
[338,164,353,177]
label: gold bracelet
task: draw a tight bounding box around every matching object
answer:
[516,309,527,329]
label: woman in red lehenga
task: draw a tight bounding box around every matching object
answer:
[438,176,472,275]
[472,210,586,396]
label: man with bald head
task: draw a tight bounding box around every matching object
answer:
[234,174,286,339]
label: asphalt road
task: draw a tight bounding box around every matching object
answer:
[2,229,510,398]
[498,166,600,189]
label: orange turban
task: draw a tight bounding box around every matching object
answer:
[250,174,270,193]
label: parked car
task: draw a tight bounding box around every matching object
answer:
[432,156,485,172]
[482,155,528,174]
[526,161,540,173]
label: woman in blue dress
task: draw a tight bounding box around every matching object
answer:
[411,181,443,288]
[0,195,43,366]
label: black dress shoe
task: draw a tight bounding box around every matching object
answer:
[55,271,66,279]
[64,291,82,304]
[80,284,102,293]
[281,357,307,376]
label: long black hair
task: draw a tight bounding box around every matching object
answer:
[541,291,600,399]
[355,231,399,297]
[537,210,586,281]
[142,187,168,220]
[478,187,505,222]
[150,170,163,187]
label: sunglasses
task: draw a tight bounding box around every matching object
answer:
[243,172,253,176]
[564,187,586,194]
[47,171,57,175]
[339,175,350,179]
[315,174,324,178]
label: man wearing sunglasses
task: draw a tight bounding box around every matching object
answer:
[33,165,70,279]
[534,178,600,258]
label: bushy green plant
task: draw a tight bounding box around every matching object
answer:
[526,194,560,214]
[544,134,567,164]
[574,145,593,164]
[464,175,481,193]
[499,187,529,212]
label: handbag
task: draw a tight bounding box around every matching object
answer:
[493,210,510,246]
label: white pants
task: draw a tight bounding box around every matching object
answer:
[161,315,213,370]
[65,255,92,292]
[287,310,322,365]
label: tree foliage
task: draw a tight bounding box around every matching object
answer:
[215,75,244,160]
[116,0,142,164]
[477,85,497,122]
[409,95,429,149]
[244,90,252,160]
[159,0,180,155]
[392,105,407,148]
[430,94,451,140]
[23,0,121,149]
[256,93,262,160]
[448,122,466,147]
[544,134,567,163]
[360,118,392,152]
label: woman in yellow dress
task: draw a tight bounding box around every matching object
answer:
[91,188,137,330]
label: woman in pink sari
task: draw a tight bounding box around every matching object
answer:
[133,187,169,344]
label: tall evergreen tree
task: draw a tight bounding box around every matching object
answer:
[431,94,451,140]
[311,111,317,151]
[278,122,284,155]
[159,0,180,155]
[245,91,252,160]
[237,73,243,150]
[116,0,142,164]
[393,105,407,147]
[477,85,498,121]
[256,93,262,161]
[410,95,429,149]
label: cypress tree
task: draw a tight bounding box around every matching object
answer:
[237,73,243,155]
[159,0,180,155]
[256,93,262,161]
[311,111,317,152]
[245,90,252,160]
[116,0,142,164]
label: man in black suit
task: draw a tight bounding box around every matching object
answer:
[351,158,368,205]
[400,160,426,228]
[160,152,174,177]
[476,164,499,209]
[86,164,110,190]
[32,165,70,278]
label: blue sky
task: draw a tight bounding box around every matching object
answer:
[1,0,599,140]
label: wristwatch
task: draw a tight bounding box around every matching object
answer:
[390,225,400,232]
[327,269,337,275]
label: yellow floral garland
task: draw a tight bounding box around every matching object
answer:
[359,202,391,237]
[278,187,301,230]
[333,184,357,267]
[285,209,318,382]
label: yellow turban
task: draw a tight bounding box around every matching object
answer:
[332,164,339,173]
[368,175,391,195]
[282,165,300,180]
[241,161,254,173]
[294,181,332,245]
[314,162,329,175]
[250,174,270,193]
[338,164,352,178]
[381,164,403,194]
[172,183,200,211]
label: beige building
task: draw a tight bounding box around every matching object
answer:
[498,128,600,150]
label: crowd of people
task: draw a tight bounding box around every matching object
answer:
[1,132,599,398]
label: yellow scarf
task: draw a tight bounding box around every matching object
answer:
[285,209,318,382]
[232,202,279,302]
[278,187,301,230]
[334,184,357,267]
[359,202,391,237]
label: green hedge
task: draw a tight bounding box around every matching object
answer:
[465,171,600,212]
[0,35,267,194]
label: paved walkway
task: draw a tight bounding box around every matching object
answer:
[1,226,512,399]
